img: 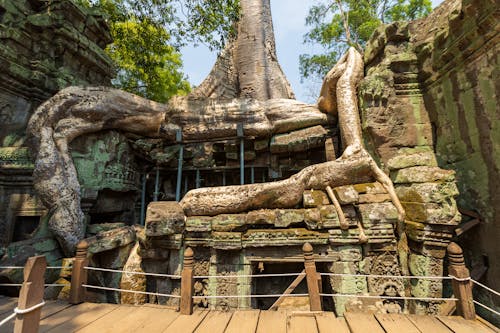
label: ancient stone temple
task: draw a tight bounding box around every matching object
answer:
[0,0,498,321]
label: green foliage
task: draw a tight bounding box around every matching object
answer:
[73,0,240,102]
[300,0,431,80]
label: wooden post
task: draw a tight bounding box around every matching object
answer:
[14,255,46,333]
[69,240,89,304]
[303,242,322,311]
[447,242,476,320]
[180,247,194,315]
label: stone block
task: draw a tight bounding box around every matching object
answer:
[145,201,185,236]
[357,202,399,227]
[275,209,304,227]
[270,125,327,154]
[402,200,460,224]
[246,210,276,226]
[395,182,459,203]
[87,226,136,254]
[386,148,438,170]
[254,139,269,151]
[352,182,387,194]
[185,216,212,232]
[242,228,329,247]
[211,232,242,250]
[211,214,247,231]
[333,185,359,204]
[391,166,455,183]
[358,193,391,203]
[120,242,146,305]
[409,254,443,298]
[86,222,126,235]
[303,189,329,208]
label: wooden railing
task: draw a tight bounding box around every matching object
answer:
[3,241,496,332]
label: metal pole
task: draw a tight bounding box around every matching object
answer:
[153,166,160,201]
[175,129,183,202]
[140,172,147,225]
[237,123,244,185]
[195,169,201,188]
[222,170,226,186]
[250,166,255,184]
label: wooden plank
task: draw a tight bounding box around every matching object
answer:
[39,301,73,319]
[287,315,318,333]
[163,309,209,333]
[256,310,287,333]
[438,316,495,333]
[100,305,171,333]
[40,303,118,333]
[344,312,385,333]
[134,307,179,332]
[0,297,18,315]
[375,313,420,333]
[76,305,138,333]
[194,311,233,333]
[269,270,305,310]
[225,310,260,333]
[407,314,453,333]
[315,312,350,333]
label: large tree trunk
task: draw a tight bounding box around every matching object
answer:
[190,0,294,100]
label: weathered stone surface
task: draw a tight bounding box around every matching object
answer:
[303,190,330,208]
[333,185,359,204]
[211,232,242,249]
[395,182,459,203]
[408,254,443,298]
[357,202,399,227]
[86,223,126,235]
[327,260,368,316]
[120,242,146,305]
[329,224,395,244]
[391,166,455,183]
[274,209,304,227]
[210,214,247,231]
[402,201,459,224]
[87,226,136,254]
[358,193,391,203]
[304,205,357,229]
[246,210,276,226]
[145,202,185,236]
[386,147,438,170]
[405,220,454,247]
[185,216,212,232]
[242,228,329,247]
[270,125,327,154]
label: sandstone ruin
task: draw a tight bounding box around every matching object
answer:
[0,0,498,320]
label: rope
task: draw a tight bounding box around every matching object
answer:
[194,272,306,279]
[0,266,64,269]
[319,293,458,302]
[473,300,500,317]
[0,300,46,327]
[0,284,70,287]
[319,273,453,280]
[82,284,181,298]
[84,266,181,279]
[471,279,500,297]
[200,293,310,299]
[449,275,471,282]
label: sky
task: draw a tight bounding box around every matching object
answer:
[180,0,444,104]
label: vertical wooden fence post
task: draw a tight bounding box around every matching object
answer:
[447,242,475,320]
[180,247,194,315]
[14,255,46,333]
[70,240,89,304]
[303,242,322,311]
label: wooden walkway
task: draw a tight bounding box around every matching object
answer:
[0,296,497,333]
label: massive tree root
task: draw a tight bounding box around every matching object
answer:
[27,88,328,255]
[181,48,405,223]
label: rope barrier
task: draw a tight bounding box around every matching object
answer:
[193,272,306,279]
[0,266,64,270]
[199,293,310,299]
[319,272,453,280]
[319,293,458,302]
[471,279,500,297]
[0,283,70,287]
[449,275,471,282]
[84,266,181,279]
[82,284,181,298]
[0,300,46,327]
[473,300,500,317]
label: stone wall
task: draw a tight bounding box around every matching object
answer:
[0,0,113,247]
[414,0,499,320]
[361,0,499,320]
